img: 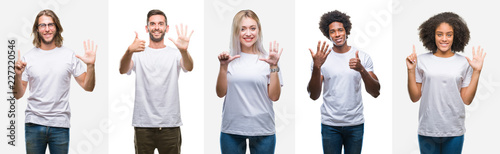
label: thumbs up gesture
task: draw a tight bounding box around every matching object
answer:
[128,31,146,53]
[349,50,363,72]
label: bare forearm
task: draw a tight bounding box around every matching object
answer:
[407,69,421,102]
[119,50,133,74]
[216,65,228,98]
[360,69,380,98]
[308,67,322,100]
[462,70,480,105]
[13,75,25,99]
[268,68,281,101]
[180,50,194,71]
[83,65,95,92]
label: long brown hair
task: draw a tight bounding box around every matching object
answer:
[32,9,64,48]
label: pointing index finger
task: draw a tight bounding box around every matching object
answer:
[17,50,21,61]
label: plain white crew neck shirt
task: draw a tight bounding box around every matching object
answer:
[313,46,374,127]
[415,52,472,137]
[128,46,187,127]
[221,52,283,136]
[22,46,87,128]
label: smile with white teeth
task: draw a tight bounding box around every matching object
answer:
[244,37,253,42]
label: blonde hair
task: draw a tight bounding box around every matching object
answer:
[230,10,266,57]
[32,9,64,48]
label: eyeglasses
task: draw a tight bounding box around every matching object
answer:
[38,23,55,30]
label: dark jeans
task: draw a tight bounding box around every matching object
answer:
[134,127,182,154]
[25,123,69,154]
[418,135,464,154]
[321,123,364,154]
[220,132,276,154]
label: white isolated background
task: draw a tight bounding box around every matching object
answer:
[108,0,204,153]
[392,0,500,153]
[203,0,295,153]
[0,0,109,153]
[295,0,393,153]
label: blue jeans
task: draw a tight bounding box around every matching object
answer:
[220,132,276,154]
[25,123,69,154]
[321,123,364,154]
[418,135,464,154]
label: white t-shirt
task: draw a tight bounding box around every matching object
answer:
[314,46,373,127]
[22,46,87,128]
[415,53,472,137]
[221,52,283,136]
[127,46,187,127]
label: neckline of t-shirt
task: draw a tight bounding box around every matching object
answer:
[429,52,458,60]
[240,51,260,57]
[37,47,59,52]
[331,46,355,55]
[146,46,169,51]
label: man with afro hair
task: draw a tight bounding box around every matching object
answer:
[307,10,380,154]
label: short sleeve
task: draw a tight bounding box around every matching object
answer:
[462,64,473,87]
[21,56,29,82]
[415,59,422,83]
[126,53,137,75]
[72,53,86,77]
[361,52,374,72]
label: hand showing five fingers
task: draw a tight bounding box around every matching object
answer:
[310,41,331,69]
[169,24,194,52]
[259,41,283,66]
[76,40,97,65]
[406,45,417,70]
[15,50,27,75]
[218,52,240,66]
[466,46,486,71]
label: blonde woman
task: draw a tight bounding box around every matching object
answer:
[216,10,283,154]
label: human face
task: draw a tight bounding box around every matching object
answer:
[329,22,346,47]
[37,15,56,45]
[239,17,259,50]
[435,22,453,53]
[146,15,168,42]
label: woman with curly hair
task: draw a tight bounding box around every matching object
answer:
[307,10,380,154]
[216,9,283,154]
[406,12,485,154]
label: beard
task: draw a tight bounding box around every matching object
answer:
[149,29,165,42]
[40,33,55,45]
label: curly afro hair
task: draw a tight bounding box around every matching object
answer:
[319,10,352,39]
[418,12,470,53]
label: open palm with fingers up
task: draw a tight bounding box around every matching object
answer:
[310,40,332,69]
[169,24,194,52]
[466,46,486,71]
[76,40,97,65]
[259,41,283,66]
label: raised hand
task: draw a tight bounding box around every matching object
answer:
[406,45,417,70]
[310,41,331,69]
[128,31,146,53]
[466,46,486,71]
[15,50,27,75]
[259,41,283,66]
[349,51,364,72]
[169,24,194,52]
[76,40,97,65]
[218,52,240,66]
